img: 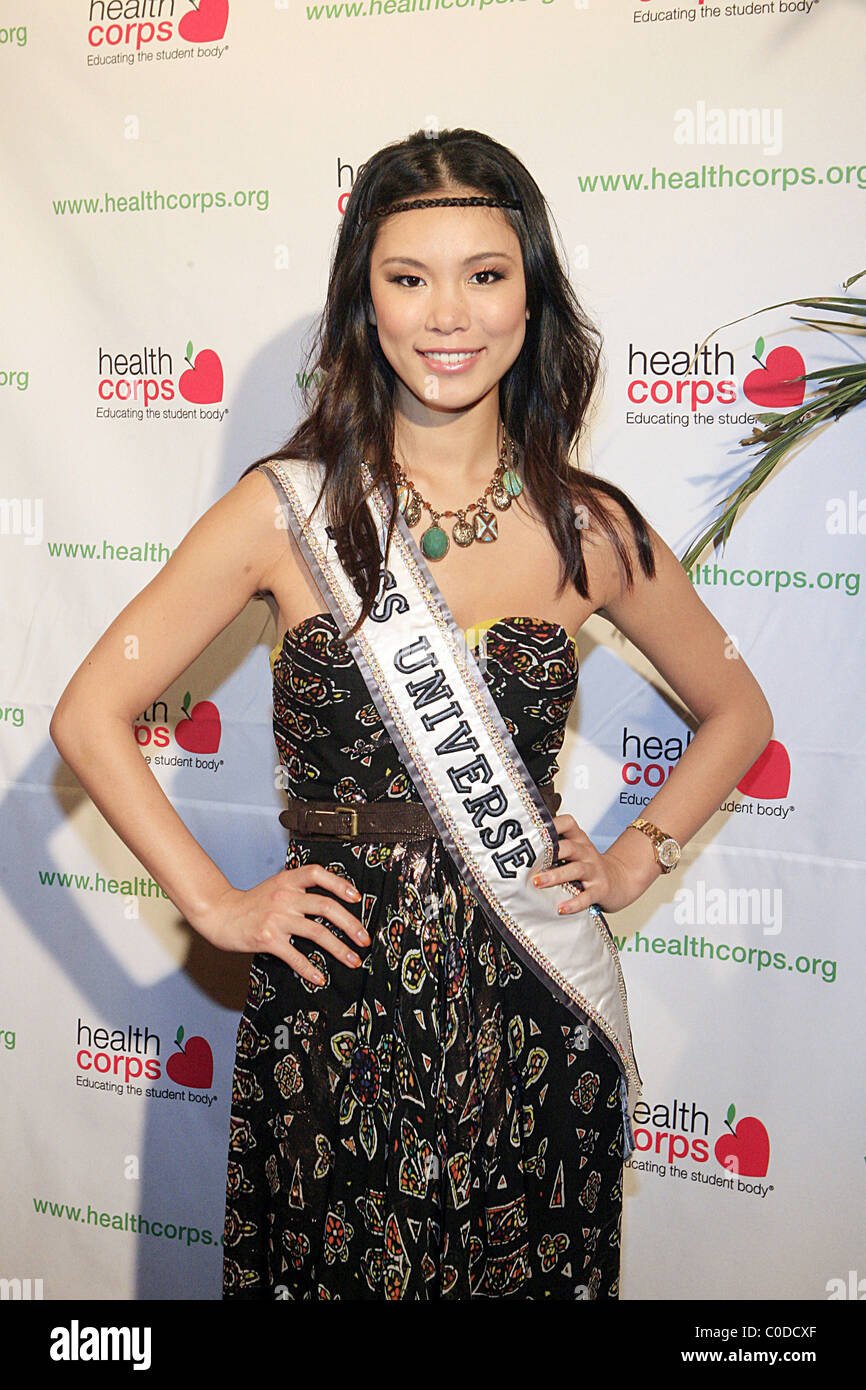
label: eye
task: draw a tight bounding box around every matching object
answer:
[472,268,504,285]
[387,269,505,288]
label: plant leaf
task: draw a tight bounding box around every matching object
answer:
[755,335,764,360]
[799,363,866,381]
[682,279,866,569]
[792,298,866,318]
[789,316,866,332]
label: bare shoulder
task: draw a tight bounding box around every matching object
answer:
[576,483,656,613]
[147,462,288,583]
[587,492,772,727]
[212,463,287,587]
[203,460,311,598]
[238,459,327,629]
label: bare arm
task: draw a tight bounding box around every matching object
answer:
[51,470,273,924]
[539,514,773,913]
[49,467,369,976]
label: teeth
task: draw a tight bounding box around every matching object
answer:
[422,351,478,362]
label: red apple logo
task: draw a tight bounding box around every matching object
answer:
[175,692,221,754]
[178,0,229,43]
[166,1026,214,1089]
[737,739,790,799]
[179,341,223,405]
[714,1103,770,1178]
[743,340,806,409]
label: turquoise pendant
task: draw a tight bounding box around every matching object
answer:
[420,524,449,560]
[502,468,523,497]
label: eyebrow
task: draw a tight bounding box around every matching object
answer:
[378,251,516,269]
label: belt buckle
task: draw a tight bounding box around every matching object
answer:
[309,806,359,837]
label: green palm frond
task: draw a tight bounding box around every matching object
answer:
[681,269,866,572]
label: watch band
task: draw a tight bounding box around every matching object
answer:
[628,818,681,873]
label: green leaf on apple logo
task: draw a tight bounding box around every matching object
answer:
[176,1025,185,1047]
[182,691,191,715]
[726,1102,736,1126]
[755,336,765,361]
[186,339,193,361]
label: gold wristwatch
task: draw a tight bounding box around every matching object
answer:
[628,818,681,873]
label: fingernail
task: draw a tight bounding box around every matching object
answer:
[533,875,544,887]
[347,952,361,967]
[313,972,325,985]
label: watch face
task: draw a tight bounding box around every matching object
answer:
[658,838,680,869]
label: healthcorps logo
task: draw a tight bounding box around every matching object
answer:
[619,725,793,819]
[136,692,225,775]
[627,1095,773,1200]
[625,337,806,427]
[742,336,806,408]
[75,1017,217,1108]
[96,340,228,422]
[86,0,230,65]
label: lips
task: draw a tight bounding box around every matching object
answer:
[416,348,484,373]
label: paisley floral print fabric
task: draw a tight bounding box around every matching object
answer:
[222,613,624,1300]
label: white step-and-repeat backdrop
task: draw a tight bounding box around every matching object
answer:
[1,1,863,1300]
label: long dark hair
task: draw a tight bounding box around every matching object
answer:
[243,127,655,636]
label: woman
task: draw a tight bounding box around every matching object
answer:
[50,127,772,1300]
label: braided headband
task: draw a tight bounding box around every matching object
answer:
[365,195,523,223]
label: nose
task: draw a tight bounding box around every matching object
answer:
[425,282,470,333]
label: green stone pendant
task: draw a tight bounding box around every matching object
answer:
[420,524,449,560]
[502,468,523,497]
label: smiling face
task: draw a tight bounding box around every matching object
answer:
[367,190,528,419]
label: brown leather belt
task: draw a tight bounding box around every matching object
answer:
[279,783,562,843]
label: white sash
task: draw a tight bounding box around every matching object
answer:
[260,458,641,1155]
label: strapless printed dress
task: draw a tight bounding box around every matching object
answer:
[222,612,624,1300]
